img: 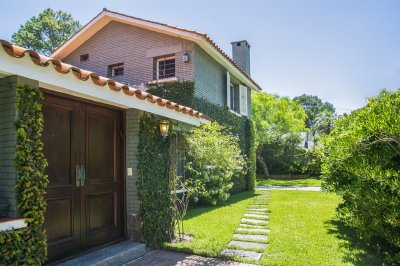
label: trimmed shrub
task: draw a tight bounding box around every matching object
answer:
[185,122,245,205]
[322,89,400,262]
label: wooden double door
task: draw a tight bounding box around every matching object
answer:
[42,92,124,262]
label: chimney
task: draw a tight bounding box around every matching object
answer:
[231,40,251,76]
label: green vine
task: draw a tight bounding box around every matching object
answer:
[0,85,48,265]
[137,114,174,248]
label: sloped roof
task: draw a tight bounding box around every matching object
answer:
[51,9,262,91]
[0,39,210,121]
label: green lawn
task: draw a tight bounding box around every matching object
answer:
[164,191,255,258]
[257,177,321,187]
[261,190,385,265]
[165,189,384,265]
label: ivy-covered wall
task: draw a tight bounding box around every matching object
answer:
[147,81,256,192]
[137,114,174,248]
[0,84,48,265]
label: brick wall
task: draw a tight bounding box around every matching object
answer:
[125,109,142,240]
[193,44,226,106]
[63,21,195,86]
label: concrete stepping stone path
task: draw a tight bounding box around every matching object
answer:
[221,192,271,262]
[221,249,262,261]
[233,234,268,242]
[228,240,268,250]
[241,218,268,225]
[237,227,270,234]
[243,213,269,219]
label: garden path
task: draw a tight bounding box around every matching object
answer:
[220,192,270,263]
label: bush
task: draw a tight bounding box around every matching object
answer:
[322,89,400,262]
[185,122,245,205]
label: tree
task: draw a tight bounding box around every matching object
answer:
[12,8,81,56]
[252,92,307,176]
[293,94,335,132]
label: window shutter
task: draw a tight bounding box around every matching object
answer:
[226,71,231,109]
[239,85,248,116]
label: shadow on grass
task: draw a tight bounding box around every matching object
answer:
[326,219,386,265]
[185,190,257,220]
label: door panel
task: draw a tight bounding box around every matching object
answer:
[42,96,81,261]
[81,104,122,248]
[42,93,123,262]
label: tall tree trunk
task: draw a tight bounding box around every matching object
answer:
[256,151,269,177]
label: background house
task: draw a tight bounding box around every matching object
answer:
[51,9,261,118]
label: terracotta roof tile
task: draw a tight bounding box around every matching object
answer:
[0,39,210,121]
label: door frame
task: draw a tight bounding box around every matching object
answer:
[41,88,127,262]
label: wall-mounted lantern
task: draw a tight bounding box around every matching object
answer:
[159,120,170,137]
[182,52,190,63]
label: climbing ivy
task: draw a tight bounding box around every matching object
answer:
[195,97,255,192]
[137,114,175,248]
[147,81,195,108]
[0,85,48,265]
[147,81,256,192]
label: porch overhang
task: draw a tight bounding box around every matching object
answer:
[0,41,210,126]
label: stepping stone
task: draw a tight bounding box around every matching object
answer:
[244,213,269,219]
[242,218,268,225]
[237,227,270,234]
[228,240,268,250]
[247,211,268,215]
[248,208,267,211]
[233,234,268,242]
[221,249,262,261]
[239,224,266,229]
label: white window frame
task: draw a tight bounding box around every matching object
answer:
[239,84,248,116]
[110,64,124,77]
[156,55,176,80]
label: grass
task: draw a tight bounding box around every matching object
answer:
[164,190,255,258]
[257,177,322,187]
[261,190,385,265]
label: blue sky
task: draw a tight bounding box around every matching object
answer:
[1,0,399,114]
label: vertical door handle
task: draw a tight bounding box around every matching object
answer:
[76,165,81,187]
[81,165,86,187]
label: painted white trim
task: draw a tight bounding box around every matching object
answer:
[226,71,231,109]
[0,219,27,232]
[239,84,248,116]
[0,48,209,126]
[148,76,178,85]
[50,11,261,92]
[229,109,243,117]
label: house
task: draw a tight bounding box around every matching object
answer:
[0,39,209,263]
[51,9,262,118]
[0,9,260,264]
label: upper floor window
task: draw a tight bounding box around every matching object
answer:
[157,56,175,79]
[108,63,124,77]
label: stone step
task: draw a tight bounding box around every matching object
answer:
[59,241,147,266]
[221,249,262,261]
[239,223,266,229]
[247,208,268,212]
[237,227,270,234]
[241,218,268,225]
[244,213,269,219]
[233,234,268,242]
[228,240,268,250]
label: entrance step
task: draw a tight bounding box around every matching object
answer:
[59,241,147,266]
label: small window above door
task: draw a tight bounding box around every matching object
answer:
[108,63,124,77]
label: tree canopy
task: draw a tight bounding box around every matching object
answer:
[252,92,307,146]
[293,94,335,131]
[12,8,81,56]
